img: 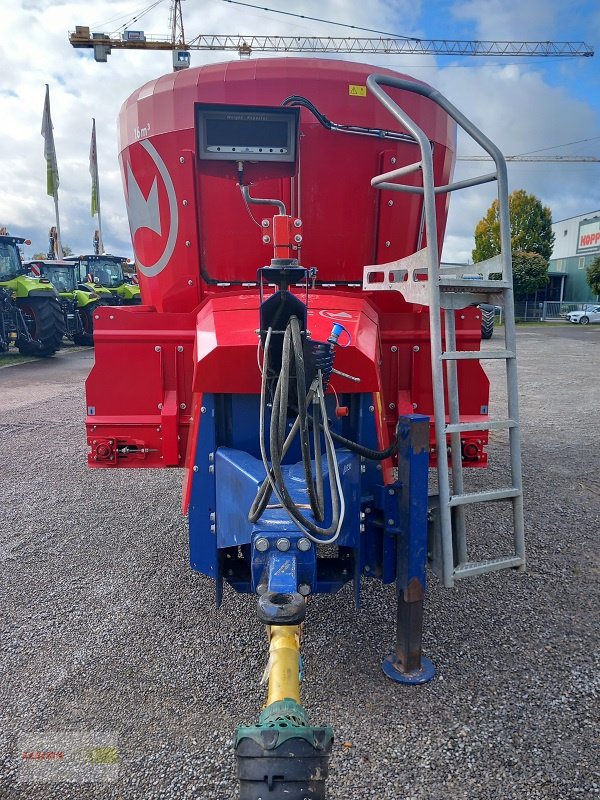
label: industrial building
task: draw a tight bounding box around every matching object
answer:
[549,210,600,302]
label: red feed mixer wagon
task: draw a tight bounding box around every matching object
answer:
[86,58,525,798]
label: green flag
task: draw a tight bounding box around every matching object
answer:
[41,84,59,198]
[90,118,99,217]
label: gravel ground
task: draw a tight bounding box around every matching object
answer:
[1,327,598,799]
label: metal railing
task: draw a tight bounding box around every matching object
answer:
[541,301,593,321]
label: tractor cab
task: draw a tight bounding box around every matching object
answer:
[0,235,64,356]
[26,260,78,294]
[0,235,26,281]
[24,259,101,347]
[67,254,141,305]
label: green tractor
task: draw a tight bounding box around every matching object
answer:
[67,254,141,305]
[0,235,65,357]
[24,259,104,346]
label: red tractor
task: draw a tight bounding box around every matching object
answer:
[86,58,524,798]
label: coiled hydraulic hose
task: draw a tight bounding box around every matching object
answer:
[249,317,344,543]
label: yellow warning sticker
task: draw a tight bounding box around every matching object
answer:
[349,84,367,97]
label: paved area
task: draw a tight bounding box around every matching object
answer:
[0,326,598,799]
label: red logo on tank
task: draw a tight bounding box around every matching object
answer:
[123,139,178,278]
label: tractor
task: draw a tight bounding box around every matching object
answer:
[85,58,525,798]
[24,259,103,346]
[67,253,141,305]
[0,234,64,357]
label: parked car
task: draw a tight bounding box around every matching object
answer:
[566,305,600,325]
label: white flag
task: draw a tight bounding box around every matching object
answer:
[41,84,59,198]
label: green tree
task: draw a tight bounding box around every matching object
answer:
[586,255,600,297]
[32,244,73,259]
[472,190,555,263]
[511,251,549,299]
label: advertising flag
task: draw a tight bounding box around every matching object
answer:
[41,84,59,198]
[90,118,99,217]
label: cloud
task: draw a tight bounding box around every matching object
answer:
[0,0,598,265]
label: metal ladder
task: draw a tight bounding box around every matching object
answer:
[362,74,525,588]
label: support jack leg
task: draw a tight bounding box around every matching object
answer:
[382,588,435,685]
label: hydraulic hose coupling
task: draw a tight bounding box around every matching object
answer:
[327,322,345,346]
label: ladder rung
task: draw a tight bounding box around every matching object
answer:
[449,487,520,507]
[445,419,517,434]
[442,350,515,361]
[453,556,524,579]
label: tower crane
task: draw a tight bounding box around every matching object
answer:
[69,0,594,65]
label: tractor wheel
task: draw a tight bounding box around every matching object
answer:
[481,307,495,340]
[16,296,65,357]
[73,305,96,346]
[579,316,589,325]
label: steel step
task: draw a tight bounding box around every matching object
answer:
[445,419,517,434]
[453,555,524,579]
[449,487,520,507]
[441,350,515,361]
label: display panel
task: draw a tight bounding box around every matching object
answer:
[196,104,299,163]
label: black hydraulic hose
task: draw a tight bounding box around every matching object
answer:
[296,407,399,461]
[289,317,323,520]
[282,95,415,144]
[249,319,341,539]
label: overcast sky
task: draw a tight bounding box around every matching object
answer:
[1,0,599,262]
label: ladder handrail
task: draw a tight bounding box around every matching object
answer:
[365,73,525,586]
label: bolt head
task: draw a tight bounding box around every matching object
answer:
[188,280,193,286]
[294,219,302,228]
[183,199,188,206]
[391,345,398,352]
[385,241,391,247]
[155,345,161,352]
[390,157,397,164]
[179,403,186,410]
[179,156,185,163]
[177,345,184,352]
[298,583,311,596]
[193,465,199,472]
[158,402,163,409]
[261,219,270,228]
[294,234,303,243]
[297,537,311,552]
[412,402,418,409]
[388,518,395,526]
[276,537,291,552]
[200,406,207,413]
[262,235,271,244]
[389,402,396,410]
[413,345,420,352]
[255,537,270,553]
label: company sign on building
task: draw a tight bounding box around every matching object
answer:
[576,216,600,254]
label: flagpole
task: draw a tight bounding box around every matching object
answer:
[54,192,64,259]
[42,84,63,259]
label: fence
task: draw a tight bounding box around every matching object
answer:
[507,301,592,322]
[540,301,592,321]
